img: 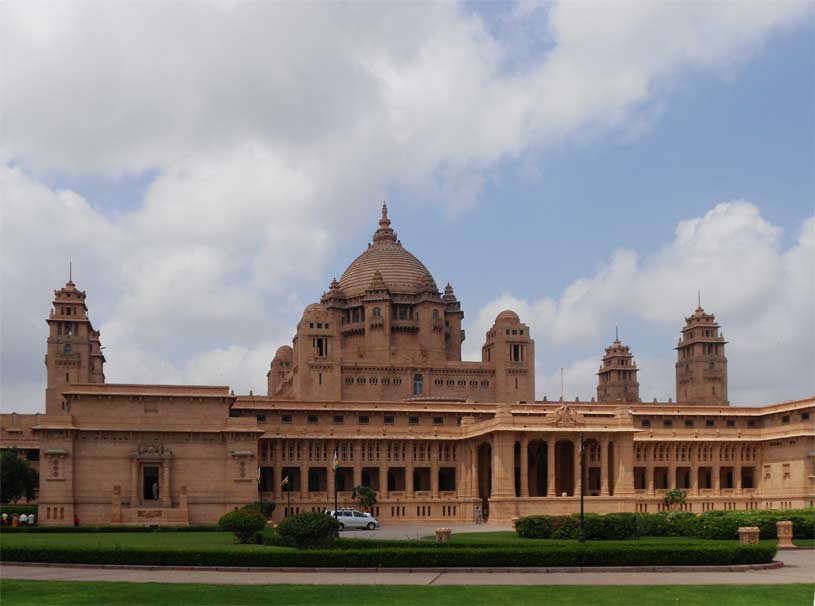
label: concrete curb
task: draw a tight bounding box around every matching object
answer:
[0,560,784,574]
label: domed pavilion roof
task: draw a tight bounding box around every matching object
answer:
[338,205,437,298]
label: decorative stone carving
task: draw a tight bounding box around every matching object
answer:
[545,404,584,427]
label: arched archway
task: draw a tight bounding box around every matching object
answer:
[528,440,549,496]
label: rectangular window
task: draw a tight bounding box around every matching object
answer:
[63,343,72,353]
[662,419,673,428]
[307,415,319,424]
[359,415,369,425]
[333,415,344,425]
[433,416,444,425]
[641,419,651,428]
[510,343,522,362]
[384,415,395,425]
[313,337,328,357]
[705,419,715,427]
[256,415,266,423]
[802,412,811,421]
[781,415,790,424]
[726,419,736,427]
[281,414,293,424]
[684,419,694,427]
[408,415,419,425]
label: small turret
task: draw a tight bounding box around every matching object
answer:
[597,329,639,403]
[675,301,729,406]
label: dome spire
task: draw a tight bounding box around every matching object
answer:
[372,201,397,245]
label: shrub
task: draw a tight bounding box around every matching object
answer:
[0,505,37,517]
[517,513,637,540]
[244,501,275,519]
[276,511,340,549]
[0,542,777,568]
[1,524,219,534]
[218,508,267,544]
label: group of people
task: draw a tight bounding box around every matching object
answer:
[1,512,36,527]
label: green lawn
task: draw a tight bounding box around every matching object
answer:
[793,539,814,547]
[1,581,811,606]
[0,531,292,552]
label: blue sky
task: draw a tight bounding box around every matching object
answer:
[2,1,813,411]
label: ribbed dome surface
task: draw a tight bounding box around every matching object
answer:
[339,241,435,297]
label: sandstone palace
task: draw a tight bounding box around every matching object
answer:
[1,206,813,525]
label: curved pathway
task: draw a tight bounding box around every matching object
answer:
[2,550,812,586]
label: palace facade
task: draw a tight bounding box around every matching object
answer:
[1,206,813,525]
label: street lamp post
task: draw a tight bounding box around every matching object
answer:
[286,484,291,518]
[578,431,586,543]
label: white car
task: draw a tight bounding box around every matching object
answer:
[327,508,380,530]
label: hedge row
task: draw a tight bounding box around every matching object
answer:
[258,531,452,550]
[0,505,37,517]
[516,509,814,541]
[0,524,220,534]
[0,543,776,568]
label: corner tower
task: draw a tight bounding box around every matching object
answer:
[45,277,106,414]
[675,303,728,406]
[597,331,639,403]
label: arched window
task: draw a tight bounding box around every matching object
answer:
[413,374,424,396]
[432,309,439,320]
[373,307,381,318]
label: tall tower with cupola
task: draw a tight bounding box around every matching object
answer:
[44,276,106,415]
[597,331,640,403]
[675,303,728,406]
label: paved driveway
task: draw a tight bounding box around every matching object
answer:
[2,550,812,586]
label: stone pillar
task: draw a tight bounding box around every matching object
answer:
[379,440,389,500]
[520,435,529,497]
[406,441,415,498]
[647,452,655,497]
[111,485,122,524]
[690,444,699,496]
[161,459,171,507]
[431,441,440,498]
[669,462,677,491]
[300,441,309,500]
[353,441,362,489]
[326,440,336,499]
[130,459,139,506]
[491,432,515,498]
[600,437,609,496]
[547,438,556,497]
[573,437,581,497]
[274,441,283,501]
[735,464,742,494]
[713,464,721,494]
[614,433,636,497]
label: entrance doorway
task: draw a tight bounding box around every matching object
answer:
[555,440,575,496]
[143,466,159,501]
[477,442,492,519]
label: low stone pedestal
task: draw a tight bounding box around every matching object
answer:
[511,517,519,529]
[435,528,451,543]
[776,520,794,549]
[738,526,760,545]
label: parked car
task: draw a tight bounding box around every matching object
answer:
[327,508,380,530]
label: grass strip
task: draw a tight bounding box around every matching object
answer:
[1,580,812,606]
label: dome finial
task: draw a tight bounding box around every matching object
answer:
[373,202,396,244]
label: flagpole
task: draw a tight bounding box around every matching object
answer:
[333,448,339,515]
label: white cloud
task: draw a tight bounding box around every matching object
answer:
[1,2,811,411]
[467,203,815,405]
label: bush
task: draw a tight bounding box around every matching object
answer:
[517,513,637,540]
[0,505,38,517]
[276,512,340,549]
[0,542,777,568]
[517,509,812,541]
[244,501,275,519]
[218,508,267,544]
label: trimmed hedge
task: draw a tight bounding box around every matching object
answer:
[219,508,266,544]
[275,512,340,549]
[0,505,37,517]
[516,509,814,541]
[0,542,776,568]
[0,525,219,534]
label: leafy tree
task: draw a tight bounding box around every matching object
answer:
[351,485,377,510]
[664,488,687,511]
[0,451,38,504]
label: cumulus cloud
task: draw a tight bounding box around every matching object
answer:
[467,203,815,405]
[1,2,811,411]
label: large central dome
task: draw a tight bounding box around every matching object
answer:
[338,205,437,298]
